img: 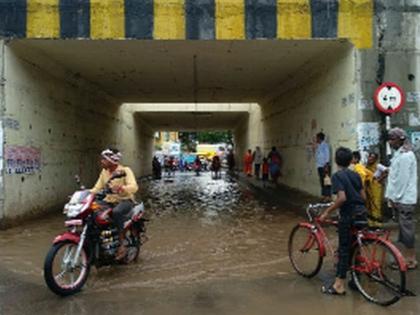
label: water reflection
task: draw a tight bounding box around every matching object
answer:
[0,171,418,314]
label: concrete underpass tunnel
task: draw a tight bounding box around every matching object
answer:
[130,103,253,175]
[1,39,358,224]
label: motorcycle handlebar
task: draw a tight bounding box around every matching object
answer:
[95,171,127,200]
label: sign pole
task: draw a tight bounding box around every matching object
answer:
[385,114,392,157]
[373,82,405,163]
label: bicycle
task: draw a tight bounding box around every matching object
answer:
[288,203,409,306]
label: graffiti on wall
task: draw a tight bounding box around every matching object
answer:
[5,146,41,175]
[357,122,380,151]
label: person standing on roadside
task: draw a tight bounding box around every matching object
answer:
[253,146,263,179]
[366,152,387,227]
[386,128,418,270]
[227,149,235,172]
[262,157,269,187]
[315,132,332,202]
[244,149,253,177]
[268,146,282,184]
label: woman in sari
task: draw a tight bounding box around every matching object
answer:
[366,152,386,227]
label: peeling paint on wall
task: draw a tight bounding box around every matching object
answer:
[411,131,420,152]
[5,146,41,175]
[409,112,420,127]
[3,117,20,130]
[0,124,3,177]
[357,122,380,151]
[407,91,420,103]
[311,118,317,130]
[341,93,355,108]
[358,98,373,110]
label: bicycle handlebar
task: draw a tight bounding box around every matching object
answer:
[305,202,334,223]
[307,202,334,209]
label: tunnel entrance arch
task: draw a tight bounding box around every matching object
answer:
[0,39,358,224]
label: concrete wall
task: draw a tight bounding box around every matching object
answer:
[0,42,5,218]
[234,104,263,170]
[132,112,155,177]
[0,41,139,224]
[116,104,155,178]
[359,1,420,159]
[257,42,358,195]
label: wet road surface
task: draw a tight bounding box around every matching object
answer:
[0,171,419,314]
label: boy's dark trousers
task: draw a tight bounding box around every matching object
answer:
[336,211,367,279]
[336,215,353,279]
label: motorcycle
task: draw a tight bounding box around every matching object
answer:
[43,172,147,296]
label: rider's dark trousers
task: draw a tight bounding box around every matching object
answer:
[113,200,134,232]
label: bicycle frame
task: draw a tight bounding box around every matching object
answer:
[301,203,337,259]
[290,203,410,305]
[352,230,407,273]
[302,204,407,273]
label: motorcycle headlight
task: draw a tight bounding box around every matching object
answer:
[65,204,84,218]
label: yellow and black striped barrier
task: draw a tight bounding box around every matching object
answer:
[0,0,373,48]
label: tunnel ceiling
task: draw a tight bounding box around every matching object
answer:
[136,111,248,131]
[12,40,345,103]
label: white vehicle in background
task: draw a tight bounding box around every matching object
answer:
[161,141,181,159]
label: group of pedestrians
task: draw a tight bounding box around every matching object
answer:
[316,127,417,296]
[243,146,282,185]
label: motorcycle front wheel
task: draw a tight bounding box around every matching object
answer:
[44,241,90,296]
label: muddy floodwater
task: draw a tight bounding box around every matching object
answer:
[1,171,419,315]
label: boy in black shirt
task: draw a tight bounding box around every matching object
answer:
[319,147,367,295]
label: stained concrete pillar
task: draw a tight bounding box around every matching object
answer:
[0,40,5,223]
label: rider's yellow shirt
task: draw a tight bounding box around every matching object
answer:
[90,165,138,204]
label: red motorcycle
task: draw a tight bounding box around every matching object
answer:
[43,172,147,296]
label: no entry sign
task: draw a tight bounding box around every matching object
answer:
[374,82,405,114]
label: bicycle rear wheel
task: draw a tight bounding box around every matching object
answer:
[351,239,406,306]
[288,224,323,278]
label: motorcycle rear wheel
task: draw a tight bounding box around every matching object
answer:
[122,232,141,264]
[44,241,90,296]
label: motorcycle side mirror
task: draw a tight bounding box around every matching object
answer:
[74,175,86,189]
[74,175,81,184]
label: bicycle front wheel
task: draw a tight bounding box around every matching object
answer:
[350,239,406,306]
[288,224,323,278]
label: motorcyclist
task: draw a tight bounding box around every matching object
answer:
[90,148,138,260]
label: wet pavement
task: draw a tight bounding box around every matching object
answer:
[0,171,419,314]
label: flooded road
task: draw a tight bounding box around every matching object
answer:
[0,171,419,314]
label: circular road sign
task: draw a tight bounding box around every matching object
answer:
[374,82,405,114]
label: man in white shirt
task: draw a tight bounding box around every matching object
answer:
[315,132,331,202]
[386,128,418,269]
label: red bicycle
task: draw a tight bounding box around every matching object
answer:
[288,203,408,306]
